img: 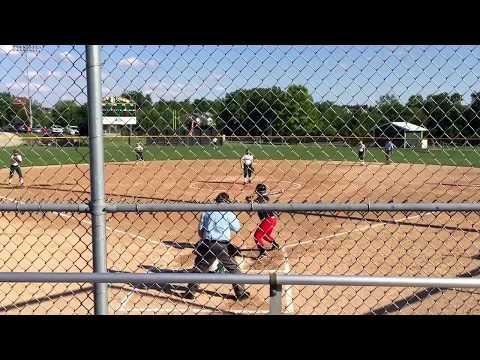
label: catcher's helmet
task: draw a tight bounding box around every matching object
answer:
[215,192,231,203]
[255,183,268,196]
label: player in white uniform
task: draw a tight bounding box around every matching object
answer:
[134,143,144,163]
[8,150,24,186]
[211,137,218,150]
[358,141,366,165]
[241,150,254,185]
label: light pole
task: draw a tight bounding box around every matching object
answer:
[13,45,43,130]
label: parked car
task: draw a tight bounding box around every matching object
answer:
[33,127,49,135]
[64,125,80,135]
[15,124,31,133]
[0,124,17,133]
[49,125,64,136]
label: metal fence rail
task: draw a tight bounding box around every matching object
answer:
[3,272,480,288]
[1,272,480,315]
[0,202,479,213]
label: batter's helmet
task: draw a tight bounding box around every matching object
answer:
[215,192,231,203]
[255,183,268,196]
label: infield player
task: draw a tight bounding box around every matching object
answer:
[246,183,283,260]
[8,149,24,186]
[241,149,254,185]
[358,141,366,165]
[134,142,144,162]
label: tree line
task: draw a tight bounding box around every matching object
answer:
[1,85,479,139]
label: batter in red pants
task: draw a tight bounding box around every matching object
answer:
[254,212,279,259]
[247,183,280,260]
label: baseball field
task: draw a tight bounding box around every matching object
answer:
[1,141,479,167]
[0,142,479,314]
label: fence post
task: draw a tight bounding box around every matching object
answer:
[269,273,282,315]
[86,45,108,315]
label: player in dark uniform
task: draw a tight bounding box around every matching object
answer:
[246,183,281,260]
[384,140,396,164]
[183,192,250,301]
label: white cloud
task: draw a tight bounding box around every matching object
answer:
[338,62,350,70]
[45,70,63,79]
[119,57,144,68]
[31,83,51,93]
[26,70,38,78]
[5,80,50,94]
[0,45,20,55]
[146,59,159,68]
[5,81,27,91]
[58,51,75,61]
[213,72,224,80]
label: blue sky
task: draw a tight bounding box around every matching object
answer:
[1,45,479,107]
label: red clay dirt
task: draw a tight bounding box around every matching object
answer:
[0,159,479,314]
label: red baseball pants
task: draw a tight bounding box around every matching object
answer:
[254,216,277,248]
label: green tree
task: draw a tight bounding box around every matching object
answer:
[220,87,287,137]
[121,90,153,109]
[376,94,408,125]
[279,85,320,136]
[424,93,466,139]
[192,98,224,117]
[464,92,480,140]
[405,95,427,126]
[51,100,86,127]
[0,92,16,128]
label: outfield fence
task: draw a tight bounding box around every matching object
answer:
[0,45,479,314]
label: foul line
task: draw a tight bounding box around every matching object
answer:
[0,195,163,245]
[116,254,165,313]
[0,194,169,313]
[281,247,295,314]
[190,179,302,192]
[283,213,431,251]
[0,194,432,315]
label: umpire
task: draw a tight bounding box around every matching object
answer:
[183,192,250,301]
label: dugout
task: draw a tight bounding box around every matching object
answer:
[374,121,428,149]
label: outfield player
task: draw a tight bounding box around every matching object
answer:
[134,142,144,162]
[246,183,282,260]
[241,149,254,185]
[384,140,396,164]
[211,137,218,150]
[358,141,366,165]
[8,150,24,186]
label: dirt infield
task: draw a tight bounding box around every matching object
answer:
[0,159,479,314]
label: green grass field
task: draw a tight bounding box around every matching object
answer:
[1,142,479,168]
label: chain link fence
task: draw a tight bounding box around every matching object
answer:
[0,45,479,314]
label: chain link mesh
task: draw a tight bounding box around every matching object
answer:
[0,45,479,314]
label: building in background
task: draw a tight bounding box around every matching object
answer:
[374,121,428,149]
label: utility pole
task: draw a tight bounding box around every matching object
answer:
[14,45,43,130]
